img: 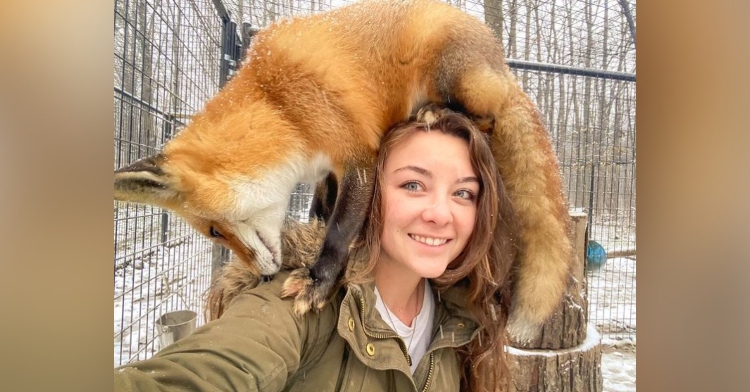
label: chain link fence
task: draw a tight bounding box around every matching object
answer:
[114,0,636,365]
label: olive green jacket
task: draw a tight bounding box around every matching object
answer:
[114,270,479,391]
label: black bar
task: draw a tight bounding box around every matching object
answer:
[507,59,636,82]
[161,211,169,243]
[211,0,230,22]
[219,20,239,87]
[587,163,596,239]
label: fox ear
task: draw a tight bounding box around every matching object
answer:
[114,154,181,209]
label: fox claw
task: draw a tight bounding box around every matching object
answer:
[281,268,332,316]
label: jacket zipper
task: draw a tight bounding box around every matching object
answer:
[358,296,411,364]
[356,292,455,392]
[420,353,435,392]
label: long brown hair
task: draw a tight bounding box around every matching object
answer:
[347,112,519,391]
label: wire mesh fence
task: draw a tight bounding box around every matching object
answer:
[113,0,636,365]
[113,0,224,365]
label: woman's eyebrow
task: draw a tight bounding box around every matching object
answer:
[394,165,431,177]
[457,176,479,184]
[394,166,478,184]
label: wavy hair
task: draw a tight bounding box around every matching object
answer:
[347,111,519,392]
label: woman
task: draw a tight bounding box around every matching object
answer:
[114,110,519,392]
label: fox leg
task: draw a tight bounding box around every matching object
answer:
[453,66,573,342]
[308,172,338,222]
[283,161,375,315]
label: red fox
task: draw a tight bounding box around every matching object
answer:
[114,0,572,341]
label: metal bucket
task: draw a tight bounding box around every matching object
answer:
[155,310,197,349]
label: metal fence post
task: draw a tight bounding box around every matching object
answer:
[160,117,174,244]
[219,18,241,86]
[211,11,245,280]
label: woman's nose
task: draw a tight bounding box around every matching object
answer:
[421,197,452,225]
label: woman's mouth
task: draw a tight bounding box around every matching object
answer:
[409,234,449,246]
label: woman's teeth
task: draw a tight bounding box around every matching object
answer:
[410,234,447,246]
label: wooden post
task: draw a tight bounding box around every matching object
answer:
[507,210,603,391]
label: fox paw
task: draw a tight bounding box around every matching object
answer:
[281,268,331,316]
[415,103,495,134]
[415,103,451,124]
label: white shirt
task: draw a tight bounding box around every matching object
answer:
[374,280,435,375]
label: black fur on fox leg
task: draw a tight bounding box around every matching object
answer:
[304,162,374,310]
[309,172,338,222]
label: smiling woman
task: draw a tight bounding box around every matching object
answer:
[114,108,520,392]
[378,131,480,282]
[347,110,519,390]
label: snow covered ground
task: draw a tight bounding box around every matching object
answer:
[601,340,636,391]
[586,213,637,391]
[590,254,637,391]
[114,204,213,366]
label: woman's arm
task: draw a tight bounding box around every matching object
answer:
[114,271,317,392]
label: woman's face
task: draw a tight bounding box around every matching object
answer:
[378,130,479,280]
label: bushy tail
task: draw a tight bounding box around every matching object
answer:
[455,66,573,342]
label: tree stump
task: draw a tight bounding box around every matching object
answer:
[507,211,603,391]
[508,324,602,392]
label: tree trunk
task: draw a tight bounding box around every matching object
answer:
[508,0,517,58]
[508,324,603,392]
[617,0,636,48]
[483,0,504,42]
[511,211,589,349]
[137,0,156,149]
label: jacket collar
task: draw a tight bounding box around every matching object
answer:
[336,279,480,377]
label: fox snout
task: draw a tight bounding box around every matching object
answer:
[215,225,283,276]
[247,230,283,275]
[114,153,297,278]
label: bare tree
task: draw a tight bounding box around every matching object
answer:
[137,0,157,149]
[618,0,636,48]
[483,0,504,42]
[507,0,518,58]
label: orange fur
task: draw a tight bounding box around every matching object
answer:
[114,0,572,340]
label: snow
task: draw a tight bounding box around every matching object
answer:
[601,342,636,391]
[589,253,637,391]
[587,256,637,335]
[114,204,213,366]
[506,323,601,357]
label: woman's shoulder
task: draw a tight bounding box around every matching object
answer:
[222,269,305,316]
[220,269,342,329]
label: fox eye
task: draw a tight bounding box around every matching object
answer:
[209,226,224,239]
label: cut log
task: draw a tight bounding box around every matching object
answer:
[511,211,589,349]
[507,324,603,392]
[506,211,603,391]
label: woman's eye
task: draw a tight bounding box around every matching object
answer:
[209,226,224,238]
[402,181,422,192]
[455,189,476,200]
